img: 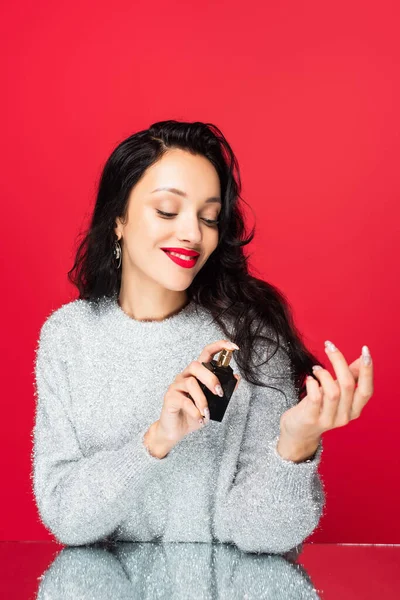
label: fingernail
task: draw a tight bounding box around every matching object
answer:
[199,418,205,426]
[362,345,372,365]
[215,384,224,397]
[312,365,323,371]
[204,407,210,423]
[227,342,240,350]
[324,340,337,352]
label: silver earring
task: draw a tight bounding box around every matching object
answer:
[114,239,122,269]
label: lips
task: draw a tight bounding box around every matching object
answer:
[160,247,200,257]
[162,249,199,269]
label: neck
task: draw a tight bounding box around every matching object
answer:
[117,287,189,322]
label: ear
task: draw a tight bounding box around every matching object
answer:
[114,217,122,239]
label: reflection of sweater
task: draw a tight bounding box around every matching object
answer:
[36,542,321,599]
[31,294,325,553]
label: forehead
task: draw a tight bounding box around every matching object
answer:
[129,150,221,200]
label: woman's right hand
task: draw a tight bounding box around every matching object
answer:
[152,339,240,453]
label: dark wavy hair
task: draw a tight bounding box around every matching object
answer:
[67,120,326,402]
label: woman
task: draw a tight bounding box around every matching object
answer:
[32,120,374,553]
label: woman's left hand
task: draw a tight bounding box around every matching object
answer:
[278,340,374,458]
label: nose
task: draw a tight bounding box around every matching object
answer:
[175,215,203,245]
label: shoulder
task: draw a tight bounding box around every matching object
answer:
[37,298,93,349]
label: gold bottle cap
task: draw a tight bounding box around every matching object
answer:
[217,349,233,367]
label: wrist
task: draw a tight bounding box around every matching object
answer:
[276,434,321,463]
[143,421,173,459]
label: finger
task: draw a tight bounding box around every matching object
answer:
[348,357,362,383]
[197,339,239,364]
[181,360,223,397]
[185,376,210,421]
[304,376,323,420]
[328,358,361,388]
[311,365,341,429]
[234,374,241,392]
[164,388,204,423]
[322,341,356,426]
[351,346,374,419]
[172,377,208,420]
[182,395,207,423]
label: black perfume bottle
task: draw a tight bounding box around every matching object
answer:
[196,348,238,422]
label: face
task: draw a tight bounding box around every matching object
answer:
[114,148,221,292]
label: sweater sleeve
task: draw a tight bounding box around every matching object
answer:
[31,316,168,547]
[213,341,326,555]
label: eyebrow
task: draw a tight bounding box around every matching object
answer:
[151,186,221,204]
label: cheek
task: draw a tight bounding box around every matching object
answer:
[206,228,219,249]
[134,212,168,241]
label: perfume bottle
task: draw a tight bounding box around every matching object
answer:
[196,348,238,422]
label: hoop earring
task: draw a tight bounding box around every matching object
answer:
[114,239,122,269]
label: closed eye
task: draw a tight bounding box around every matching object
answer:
[156,209,219,226]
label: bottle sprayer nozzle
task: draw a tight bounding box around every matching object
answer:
[217,349,233,367]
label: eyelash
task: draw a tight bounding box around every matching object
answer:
[156,209,219,226]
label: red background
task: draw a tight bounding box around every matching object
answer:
[1,1,399,543]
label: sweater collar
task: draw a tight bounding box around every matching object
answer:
[96,293,213,346]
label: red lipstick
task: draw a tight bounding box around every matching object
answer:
[160,247,200,257]
[161,249,199,269]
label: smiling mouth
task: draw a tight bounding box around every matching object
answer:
[162,249,199,267]
[163,250,196,261]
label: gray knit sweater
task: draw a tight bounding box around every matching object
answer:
[31,294,325,553]
[36,543,321,599]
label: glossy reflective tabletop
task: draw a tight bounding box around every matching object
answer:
[1,542,399,599]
